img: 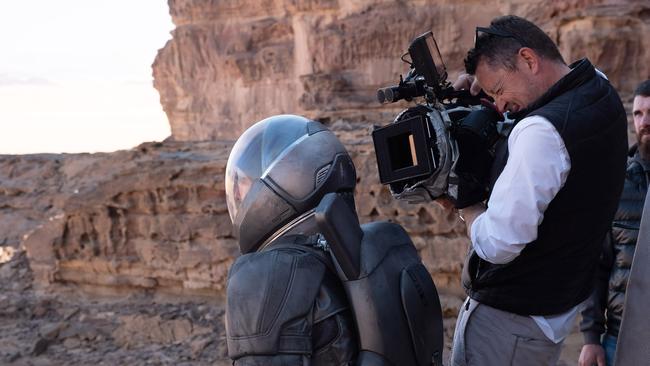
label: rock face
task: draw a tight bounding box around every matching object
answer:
[4,136,466,297]
[4,142,236,296]
[153,0,650,141]
[0,248,231,365]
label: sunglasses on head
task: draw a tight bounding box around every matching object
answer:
[474,26,528,49]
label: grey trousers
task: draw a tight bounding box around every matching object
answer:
[450,298,563,366]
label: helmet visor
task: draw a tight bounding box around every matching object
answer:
[225,115,311,222]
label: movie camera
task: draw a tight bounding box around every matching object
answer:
[372,31,506,208]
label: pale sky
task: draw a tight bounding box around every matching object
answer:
[0,1,174,154]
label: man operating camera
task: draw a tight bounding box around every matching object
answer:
[445,15,628,365]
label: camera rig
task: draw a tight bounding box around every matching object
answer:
[372,31,505,208]
[376,32,484,107]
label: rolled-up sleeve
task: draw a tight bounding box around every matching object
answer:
[470,116,571,264]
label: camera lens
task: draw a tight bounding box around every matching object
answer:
[377,89,387,104]
[377,87,397,104]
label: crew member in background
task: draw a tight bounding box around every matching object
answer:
[578,79,650,366]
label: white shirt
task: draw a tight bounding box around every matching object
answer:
[470,115,578,343]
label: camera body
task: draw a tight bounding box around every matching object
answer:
[372,31,503,208]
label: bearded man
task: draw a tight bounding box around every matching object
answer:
[578,80,650,366]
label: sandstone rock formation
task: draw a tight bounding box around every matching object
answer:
[153,0,650,141]
[3,142,236,296]
[3,135,466,297]
[0,249,231,365]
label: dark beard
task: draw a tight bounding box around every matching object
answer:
[638,137,650,162]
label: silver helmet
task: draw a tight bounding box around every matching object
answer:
[225,115,356,253]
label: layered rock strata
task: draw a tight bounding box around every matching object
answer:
[6,137,466,297]
[8,142,236,296]
[153,0,650,141]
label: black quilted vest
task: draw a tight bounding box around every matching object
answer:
[463,59,628,315]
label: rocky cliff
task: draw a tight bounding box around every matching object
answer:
[6,135,465,298]
[153,0,649,140]
[10,142,236,296]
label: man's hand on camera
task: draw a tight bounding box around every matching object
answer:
[578,344,606,366]
[458,203,486,235]
[452,73,483,96]
[434,197,486,235]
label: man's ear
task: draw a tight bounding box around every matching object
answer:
[518,47,540,74]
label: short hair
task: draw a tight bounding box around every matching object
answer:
[634,80,650,97]
[465,15,565,75]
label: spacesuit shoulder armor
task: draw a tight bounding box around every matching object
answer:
[226,239,357,365]
[226,246,326,359]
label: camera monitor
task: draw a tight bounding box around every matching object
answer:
[408,31,447,93]
[372,115,437,185]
